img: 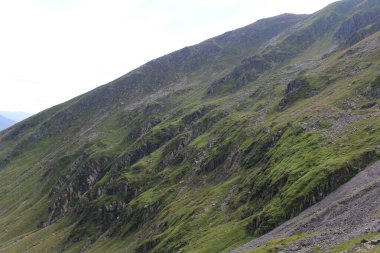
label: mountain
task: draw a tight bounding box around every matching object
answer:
[0,111,32,131]
[0,0,380,252]
[0,114,16,131]
[232,160,380,252]
[0,111,33,122]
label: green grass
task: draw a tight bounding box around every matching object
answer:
[243,234,307,253]
[1,6,380,253]
[330,233,380,253]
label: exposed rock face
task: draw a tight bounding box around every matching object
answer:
[206,56,273,95]
[43,157,111,226]
[364,75,380,99]
[278,78,311,109]
[232,160,380,253]
[285,79,309,94]
[334,10,380,46]
[206,8,342,97]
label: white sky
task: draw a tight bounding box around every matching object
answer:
[0,0,338,113]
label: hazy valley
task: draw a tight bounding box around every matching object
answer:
[0,0,380,252]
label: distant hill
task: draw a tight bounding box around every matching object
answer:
[0,111,32,122]
[0,0,380,252]
[0,115,16,131]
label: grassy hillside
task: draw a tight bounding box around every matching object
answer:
[1,0,380,252]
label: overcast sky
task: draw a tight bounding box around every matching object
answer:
[0,0,338,113]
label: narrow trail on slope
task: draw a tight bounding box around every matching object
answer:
[231,160,380,252]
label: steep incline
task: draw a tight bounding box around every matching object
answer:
[0,0,380,252]
[232,160,380,252]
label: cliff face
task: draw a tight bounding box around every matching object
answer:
[0,0,380,252]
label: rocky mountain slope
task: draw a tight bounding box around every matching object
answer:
[232,160,380,252]
[0,0,380,252]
